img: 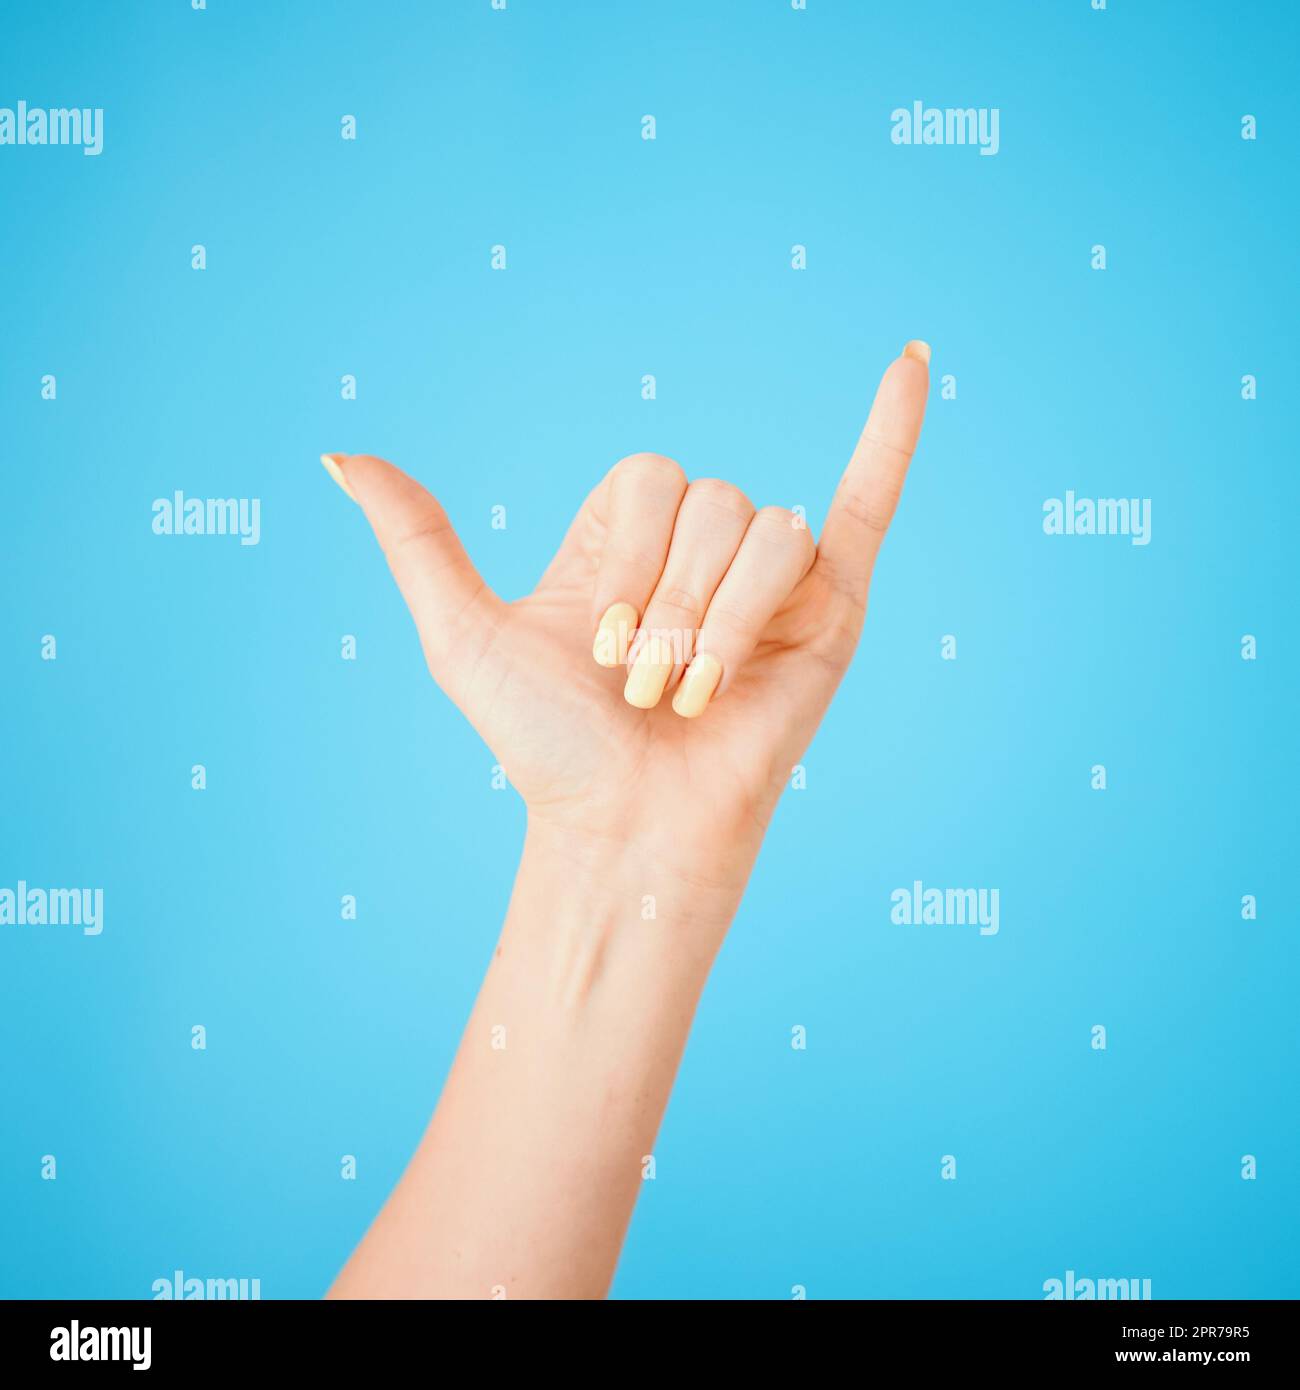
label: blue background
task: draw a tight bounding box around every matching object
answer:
[2,0,1296,1299]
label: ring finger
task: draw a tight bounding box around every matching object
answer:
[672,506,816,718]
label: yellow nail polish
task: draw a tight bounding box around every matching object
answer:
[320,453,357,502]
[623,634,674,709]
[903,340,931,366]
[593,602,638,668]
[672,653,723,719]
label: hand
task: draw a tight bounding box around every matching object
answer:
[321,343,930,892]
[324,342,931,1299]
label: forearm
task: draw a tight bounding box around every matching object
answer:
[328,817,750,1300]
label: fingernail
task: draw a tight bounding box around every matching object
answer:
[623,634,674,709]
[593,602,638,668]
[671,653,723,719]
[903,340,931,366]
[320,453,357,502]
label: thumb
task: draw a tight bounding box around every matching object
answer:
[321,453,501,690]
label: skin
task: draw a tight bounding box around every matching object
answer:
[324,344,930,1299]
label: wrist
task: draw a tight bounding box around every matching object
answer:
[496,815,753,1013]
[521,810,757,933]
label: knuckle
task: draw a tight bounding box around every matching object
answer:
[603,538,668,577]
[752,504,798,536]
[752,506,817,556]
[705,599,763,640]
[385,514,454,577]
[654,584,701,615]
[838,483,900,536]
[860,429,915,462]
[813,552,869,617]
[613,452,687,493]
[391,513,452,554]
[687,477,754,521]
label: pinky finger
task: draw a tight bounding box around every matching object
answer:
[672,507,816,718]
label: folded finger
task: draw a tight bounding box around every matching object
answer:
[672,506,816,718]
[589,453,688,668]
[623,479,754,709]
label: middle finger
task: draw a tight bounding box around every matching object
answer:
[623,478,755,709]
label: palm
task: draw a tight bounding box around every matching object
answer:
[471,533,848,836]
